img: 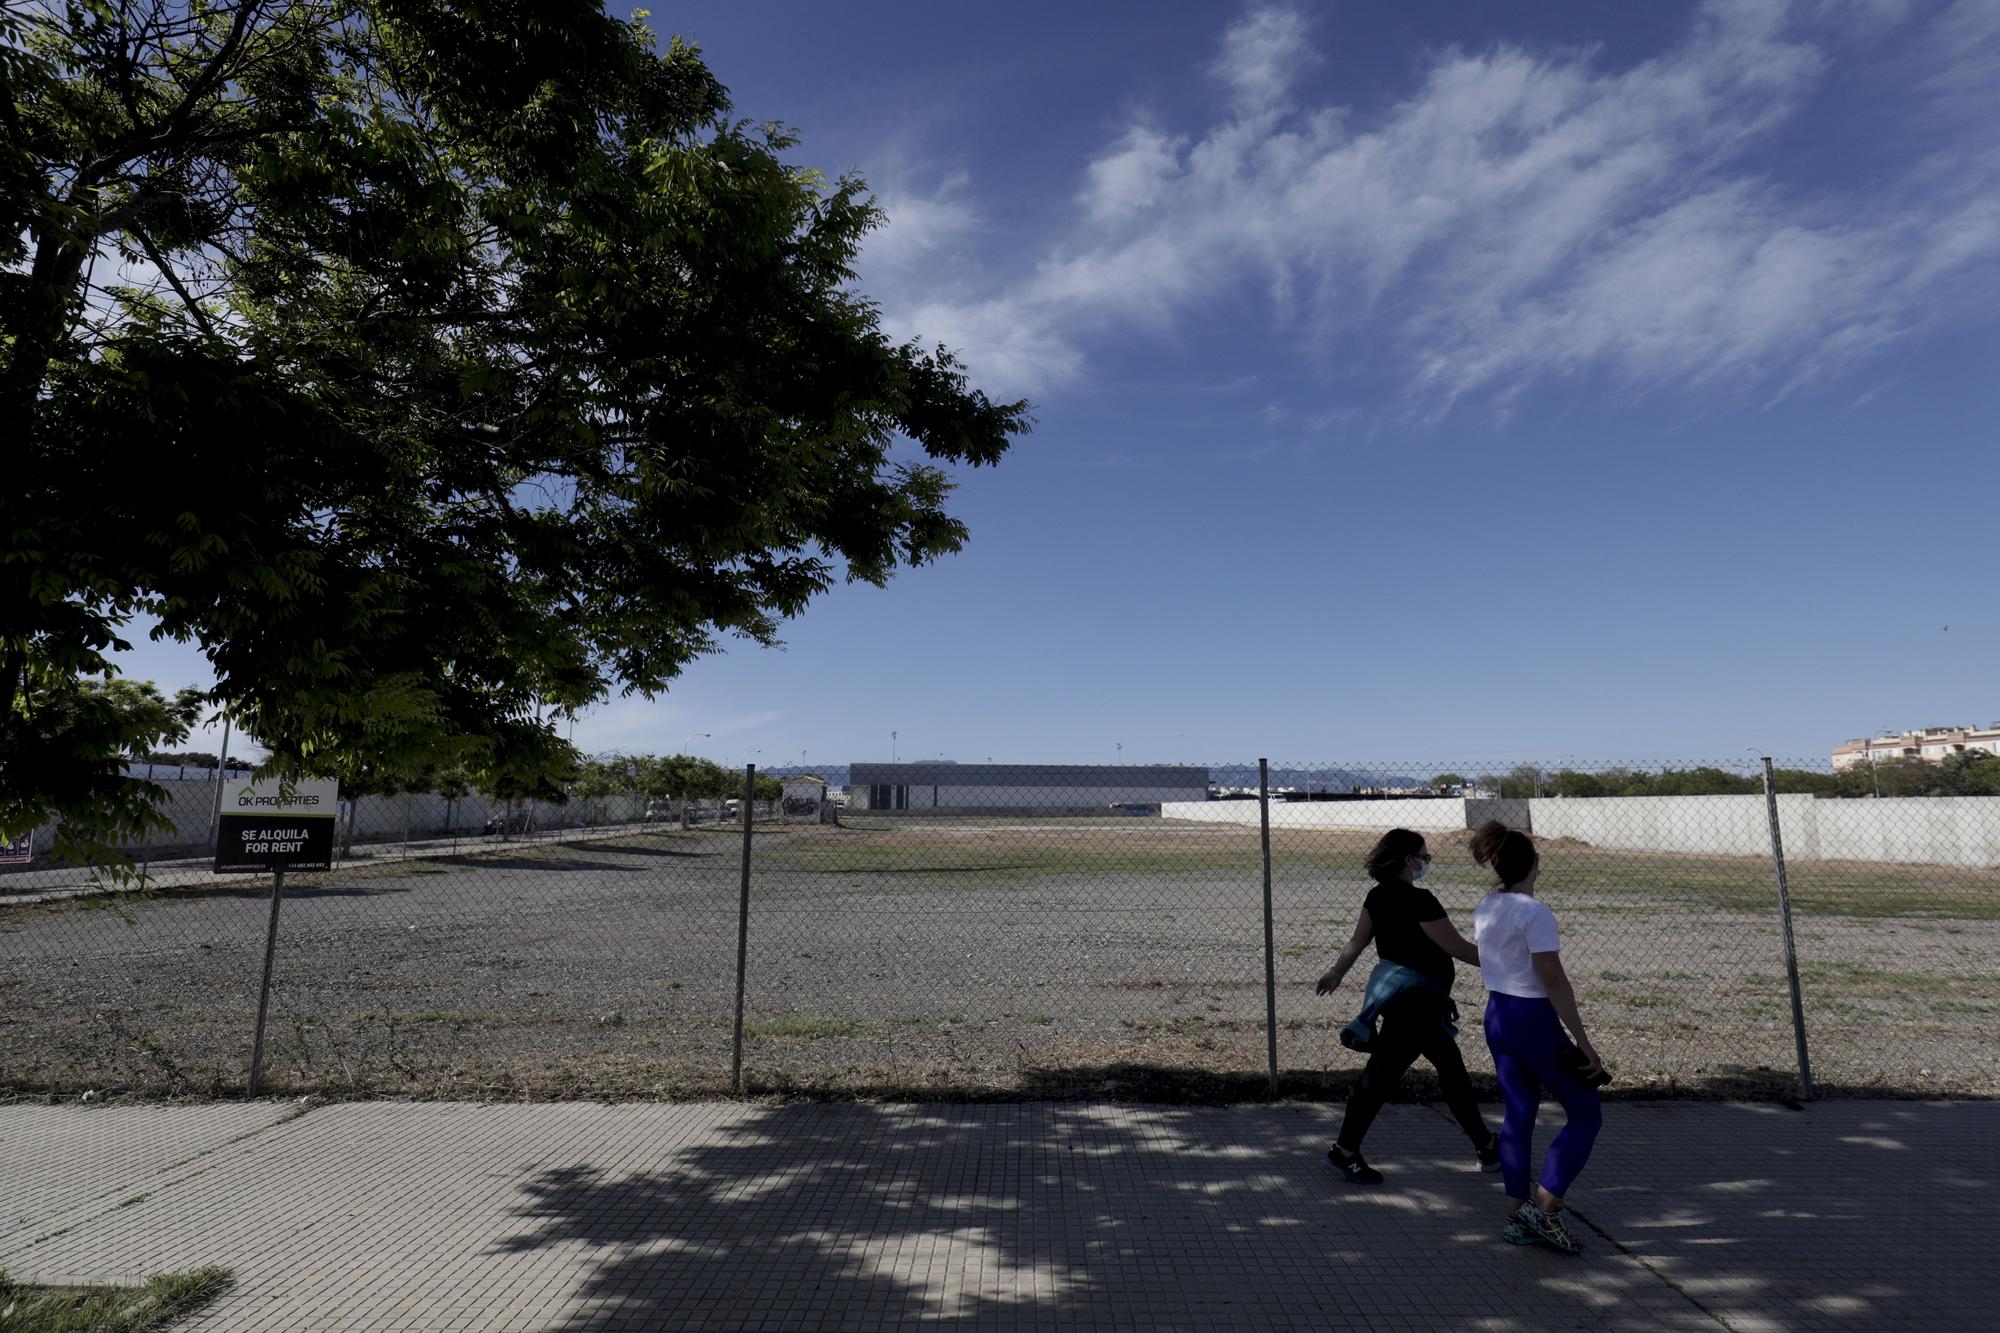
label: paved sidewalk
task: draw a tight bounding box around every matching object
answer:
[0,1099,1988,1330]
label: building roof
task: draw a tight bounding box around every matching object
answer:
[848,763,1209,789]
[1834,725,2000,753]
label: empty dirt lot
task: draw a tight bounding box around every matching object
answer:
[3,817,1994,1101]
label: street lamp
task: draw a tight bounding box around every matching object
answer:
[684,731,710,754]
[891,730,898,763]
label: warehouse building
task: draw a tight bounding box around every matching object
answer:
[846,763,1209,814]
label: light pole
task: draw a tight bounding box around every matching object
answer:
[684,731,710,754]
[891,730,897,763]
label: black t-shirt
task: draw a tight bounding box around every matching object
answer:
[1364,880,1453,988]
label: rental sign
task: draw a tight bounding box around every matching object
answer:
[214,778,339,873]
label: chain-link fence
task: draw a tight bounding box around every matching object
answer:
[3,761,1994,1102]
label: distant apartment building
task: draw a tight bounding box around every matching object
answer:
[1832,725,2000,770]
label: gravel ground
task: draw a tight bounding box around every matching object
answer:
[3,822,1995,1101]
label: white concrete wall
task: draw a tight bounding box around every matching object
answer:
[1526,794,2000,868]
[1811,798,2000,868]
[1525,795,1818,859]
[1161,798,1472,832]
[14,782,660,860]
[1170,793,2000,869]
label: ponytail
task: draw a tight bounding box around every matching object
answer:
[1470,820,1537,889]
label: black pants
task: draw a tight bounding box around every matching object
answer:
[1336,989,1490,1152]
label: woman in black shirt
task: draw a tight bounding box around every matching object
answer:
[1315,827,1497,1183]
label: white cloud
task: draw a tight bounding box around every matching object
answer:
[887,294,1084,397]
[1080,125,1183,222]
[881,0,2000,415]
[1211,6,1319,113]
[858,175,979,276]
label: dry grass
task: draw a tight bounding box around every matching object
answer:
[3,818,1995,1103]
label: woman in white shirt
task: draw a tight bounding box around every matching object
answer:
[1470,821,1603,1256]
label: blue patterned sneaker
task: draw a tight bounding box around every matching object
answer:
[1503,1209,1535,1245]
[1509,1202,1582,1255]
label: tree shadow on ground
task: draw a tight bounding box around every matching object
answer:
[480,1097,1982,1330]
[728,1060,1927,1107]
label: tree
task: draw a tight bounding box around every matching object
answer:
[573,752,643,825]
[1770,768,1845,796]
[478,746,579,837]
[1852,757,1938,798]
[1429,773,1466,792]
[2,676,202,864]
[4,1,1029,858]
[1550,769,1607,798]
[433,762,474,836]
[1936,749,2000,797]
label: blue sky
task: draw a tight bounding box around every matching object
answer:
[125,0,2000,771]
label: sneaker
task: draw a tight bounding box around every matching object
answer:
[1327,1145,1383,1184]
[1502,1212,1534,1246]
[1508,1202,1582,1255]
[1476,1135,1501,1173]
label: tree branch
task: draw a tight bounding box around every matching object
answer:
[130,224,219,337]
[82,0,270,186]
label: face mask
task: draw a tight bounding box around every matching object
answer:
[1411,858,1429,880]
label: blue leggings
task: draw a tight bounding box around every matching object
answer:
[1484,992,1602,1201]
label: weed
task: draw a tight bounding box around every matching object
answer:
[745,1014,864,1040]
[0,1265,233,1332]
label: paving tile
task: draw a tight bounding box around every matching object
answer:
[0,1101,306,1253]
[0,1099,1990,1329]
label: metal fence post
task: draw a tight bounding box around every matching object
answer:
[206,712,232,846]
[1259,758,1279,1098]
[731,764,756,1094]
[248,866,286,1096]
[1760,758,1814,1100]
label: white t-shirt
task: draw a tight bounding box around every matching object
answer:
[1474,891,1562,998]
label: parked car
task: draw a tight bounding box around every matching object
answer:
[483,809,532,835]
